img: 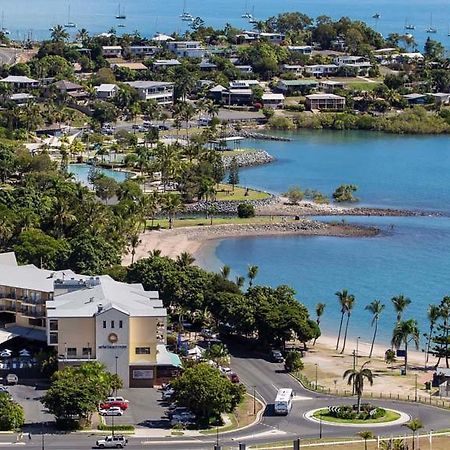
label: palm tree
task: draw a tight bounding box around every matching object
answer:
[437,296,450,368]
[391,294,411,322]
[161,193,182,229]
[220,265,230,279]
[176,252,195,267]
[51,25,70,43]
[357,431,375,450]
[341,294,356,354]
[404,418,423,450]
[391,319,420,374]
[76,28,90,44]
[365,300,385,358]
[235,276,245,288]
[343,361,374,412]
[314,302,326,345]
[129,233,141,264]
[335,289,354,351]
[247,265,259,287]
[425,304,440,364]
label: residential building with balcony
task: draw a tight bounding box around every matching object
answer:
[126,81,174,105]
[305,93,346,111]
[166,41,206,58]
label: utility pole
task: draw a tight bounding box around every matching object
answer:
[352,350,356,395]
[252,386,256,415]
[315,364,318,390]
[415,373,418,402]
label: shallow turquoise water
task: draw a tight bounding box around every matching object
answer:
[4,0,450,50]
[68,163,129,185]
[212,131,450,343]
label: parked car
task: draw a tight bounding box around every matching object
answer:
[200,328,218,339]
[6,374,18,385]
[227,372,240,383]
[168,406,193,419]
[96,435,128,448]
[100,397,129,410]
[271,350,284,363]
[162,388,175,401]
[99,406,123,416]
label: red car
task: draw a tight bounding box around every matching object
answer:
[228,372,240,383]
[100,396,129,411]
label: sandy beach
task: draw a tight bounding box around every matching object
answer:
[122,218,378,265]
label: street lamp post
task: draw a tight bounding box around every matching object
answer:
[314,364,318,390]
[415,373,418,402]
[319,415,322,439]
[252,386,256,415]
[356,336,361,358]
[112,355,118,437]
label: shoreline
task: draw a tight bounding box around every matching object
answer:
[122,219,379,265]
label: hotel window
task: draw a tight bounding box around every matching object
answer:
[67,348,77,358]
[103,321,106,329]
[119,320,123,329]
[82,347,92,357]
[135,347,151,355]
[49,332,58,344]
[49,320,58,331]
[111,320,115,329]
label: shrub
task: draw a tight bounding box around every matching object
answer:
[285,186,304,204]
[98,423,135,431]
[284,351,304,372]
[237,203,255,218]
[268,116,295,130]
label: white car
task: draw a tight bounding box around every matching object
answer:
[99,406,123,416]
[96,435,128,448]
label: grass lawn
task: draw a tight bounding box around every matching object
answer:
[313,408,400,424]
[149,215,293,229]
[215,183,270,201]
[219,148,257,157]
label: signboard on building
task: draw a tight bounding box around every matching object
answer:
[132,369,154,380]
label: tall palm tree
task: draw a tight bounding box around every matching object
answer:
[161,192,182,229]
[247,265,259,287]
[335,289,353,351]
[365,300,385,358]
[235,276,245,289]
[391,319,420,374]
[404,418,423,450]
[220,265,230,279]
[343,361,374,413]
[391,294,411,323]
[176,252,195,267]
[425,304,440,364]
[313,302,326,345]
[438,296,450,368]
[129,233,141,264]
[51,25,70,43]
[357,431,375,450]
[341,294,356,354]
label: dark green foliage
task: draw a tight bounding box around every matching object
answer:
[0,393,24,430]
[237,203,255,218]
[333,184,359,203]
[284,351,304,372]
[228,157,239,189]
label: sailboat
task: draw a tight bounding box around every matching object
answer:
[404,18,415,30]
[426,13,437,33]
[241,1,252,19]
[116,4,126,20]
[372,13,381,19]
[180,0,193,21]
[248,6,258,24]
[64,5,77,28]
[1,12,9,35]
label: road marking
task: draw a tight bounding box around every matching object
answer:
[271,383,279,392]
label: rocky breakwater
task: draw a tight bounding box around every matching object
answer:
[221,149,274,169]
[183,219,379,241]
[184,196,276,215]
[234,130,291,141]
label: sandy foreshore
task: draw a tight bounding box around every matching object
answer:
[122,219,378,265]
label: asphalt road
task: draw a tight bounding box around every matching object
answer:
[2,347,450,449]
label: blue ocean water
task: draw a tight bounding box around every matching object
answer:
[68,163,129,185]
[6,0,450,50]
[211,131,450,343]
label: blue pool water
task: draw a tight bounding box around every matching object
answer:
[209,131,450,343]
[68,163,129,185]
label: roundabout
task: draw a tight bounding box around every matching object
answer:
[304,407,411,428]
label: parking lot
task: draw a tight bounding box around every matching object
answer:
[103,388,170,429]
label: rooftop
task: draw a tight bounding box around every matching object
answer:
[1,75,38,84]
[127,80,174,89]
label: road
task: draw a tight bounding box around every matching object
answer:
[1,346,450,449]
[0,47,17,65]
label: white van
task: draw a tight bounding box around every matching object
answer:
[274,388,294,415]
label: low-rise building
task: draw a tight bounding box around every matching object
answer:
[102,46,123,58]
[304,64,339,77]
[9,93,35,104]
[95,83,119,99]
[222,88,253,106]
[319,80,346,93]
[277,79,318,95]
[403,93,427,105]
[124,45,160,58]
[234,65,253,74]
[1,75,39,90]
[126,81,174,105]
[281,64,304,75]
[229,79,260,89]
[287,45,313,55]
[0,252,178,388]
[333,56,372,75]
[305,93,346,111]
[152,59,181,70]
[166,41,206,58]
[261,92,285,108]
[111,62,148,71]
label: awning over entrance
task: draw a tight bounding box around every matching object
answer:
[4,326,47,342]
[156,344,182,368]
[0,329,18,345]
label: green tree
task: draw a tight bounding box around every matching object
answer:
[404,418,423,450]
[228,157,239,191]
[340,293,356,354]
[425,304,440,364]
[335,289,354,351]
[333,184,359,203]
[0,145,16,182]
[204,343,230,367]
[314,302,326,345]
[391,295,411,323]
[391,319,419,374]
[91,174,119,204]
[247,265,259,287]
[171,363,245,421]
[365,300,385,358]
[176,252,196,268]
[14,228,70,270]
[50,25,69,43]
[0,393,24,430]
[424,37,444,60]
[237,203,255,218]
[284,351,304,372]
[285,186,304,204]
[162,192,182,229]
[343,361,374,412]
